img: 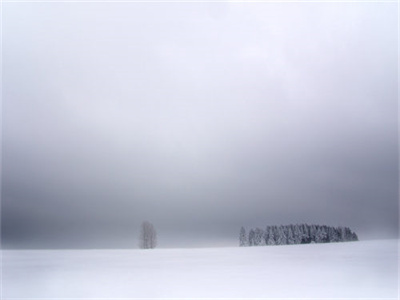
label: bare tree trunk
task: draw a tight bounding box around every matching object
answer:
[139,221,157,249]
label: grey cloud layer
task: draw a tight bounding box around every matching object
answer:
[2,2,398,248]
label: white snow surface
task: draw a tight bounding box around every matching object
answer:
[2,239,398,299]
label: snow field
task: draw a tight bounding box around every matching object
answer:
[2,239,398,299]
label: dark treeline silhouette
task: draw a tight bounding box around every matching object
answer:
[239,224,358,247]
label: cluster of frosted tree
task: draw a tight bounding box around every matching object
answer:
[239,224,358,247]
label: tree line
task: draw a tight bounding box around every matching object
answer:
[239,224,358,247]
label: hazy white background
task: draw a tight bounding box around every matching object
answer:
[2,2,398,248]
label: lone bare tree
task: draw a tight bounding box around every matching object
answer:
[139,221,157,249]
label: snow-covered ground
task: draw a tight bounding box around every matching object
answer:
[2,239,398,299]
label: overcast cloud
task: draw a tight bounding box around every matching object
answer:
[2,2,398,248]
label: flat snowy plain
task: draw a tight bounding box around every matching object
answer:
[2,239,398,299]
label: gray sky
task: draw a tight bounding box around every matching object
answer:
[2,2,398,249]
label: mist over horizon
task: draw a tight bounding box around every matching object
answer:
[2,2,398,249]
